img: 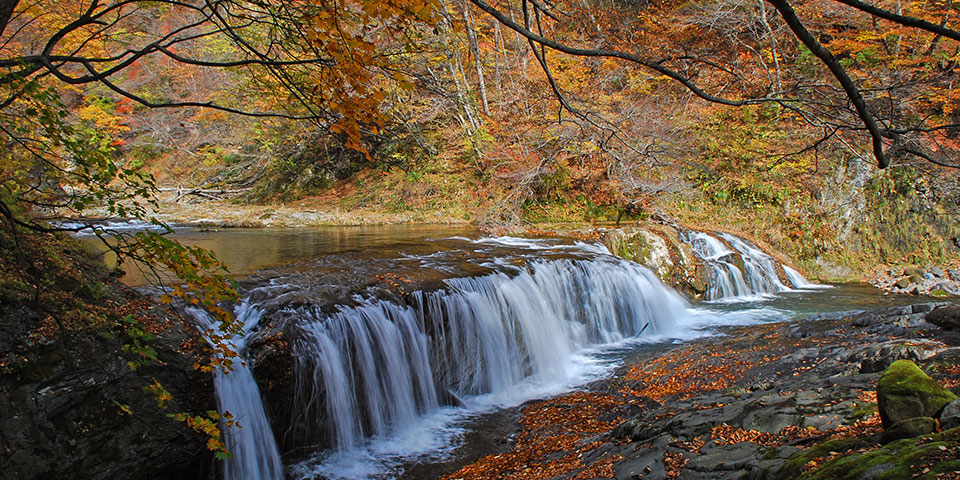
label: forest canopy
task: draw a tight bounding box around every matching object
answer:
[0,0,958,258]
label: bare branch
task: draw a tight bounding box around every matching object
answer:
[767,0,890,168]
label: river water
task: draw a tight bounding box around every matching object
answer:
[78,223,939,479]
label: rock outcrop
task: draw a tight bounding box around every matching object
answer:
[0,231,216,480]
[872,265,960,297]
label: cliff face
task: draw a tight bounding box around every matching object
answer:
[0,231,216,480]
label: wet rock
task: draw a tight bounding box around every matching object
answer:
[0,303,214,480]
[595,304,960,480]
[847,339,947,373]
[613,417,665,442]
[911,303,939,314]
[686,442,760,472]
[740,402,801,433]
[612,446,666,480]
[850,305,924,328]
[668,405,743,438]
[939,399,960,430]
[880,416,938,444]
[927,305,960,330]
[876,360,957,428]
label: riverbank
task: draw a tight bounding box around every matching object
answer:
[434,303,960,480]
[110,191,474,228]
[78,189,960,289]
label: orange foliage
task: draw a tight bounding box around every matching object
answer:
[442,392,626,480]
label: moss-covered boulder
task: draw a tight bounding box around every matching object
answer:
[773,437,872,479]
[881,417,938,444]
[877,360,957,428]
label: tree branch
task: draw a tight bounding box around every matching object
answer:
[767,0,890,168]
[832,0,960,42]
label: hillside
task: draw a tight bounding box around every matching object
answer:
[4,0,956,280]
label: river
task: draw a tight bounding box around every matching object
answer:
[77,223,937,480]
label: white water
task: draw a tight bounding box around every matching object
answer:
[718,233,792,295]
[683,231,821,301]
[187,304,284,480]
[282,255,689,478]
[782,265,829,289]
[196,235,818,479]
[683,231,751,299]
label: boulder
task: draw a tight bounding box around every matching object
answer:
[877,360,957,428]
[904,267,926,277]
[895,278,912,289]
[880,417,938,444]
[950,269,960,281]
[927,305,960,330]
[930,267,945,278]
[940,399,960,430]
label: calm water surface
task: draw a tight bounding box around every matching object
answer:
[86,223,477,286]
[80,222,938,315]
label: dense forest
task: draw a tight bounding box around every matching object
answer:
[0,0,957,277]
[1,0,960,479]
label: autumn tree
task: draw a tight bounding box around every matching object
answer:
[465,0,960,171]
[0,0,432,459]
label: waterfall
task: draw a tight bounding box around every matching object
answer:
[683,231,817,300]
[279,255,689,459]
[783,265,809,288]
[718,233,791,294]
[188,304,285,480]
[190,235,815,479]
[683,231,750,299]
[782,265,828,289]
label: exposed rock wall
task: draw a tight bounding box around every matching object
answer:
[0,246,216,480]
[600,225,708,299]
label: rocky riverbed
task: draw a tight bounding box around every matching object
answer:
[871,266,960,297]
[436,303,960,480]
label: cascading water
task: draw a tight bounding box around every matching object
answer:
[187,303,284,480]
[718,233,791,294]
[283,255,688,461]
[187,234,815,479]
[683,231,818,300]
[682,231,750,299]
[782,265,824,289]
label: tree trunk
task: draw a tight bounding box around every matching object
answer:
[0,0,20,37]
[461,0,490,115]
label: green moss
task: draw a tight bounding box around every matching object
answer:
[878,360,957,427]
[800,427,960,480]
[608,232,653,264]
[777,437,871,478]
[850,401,878,420]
